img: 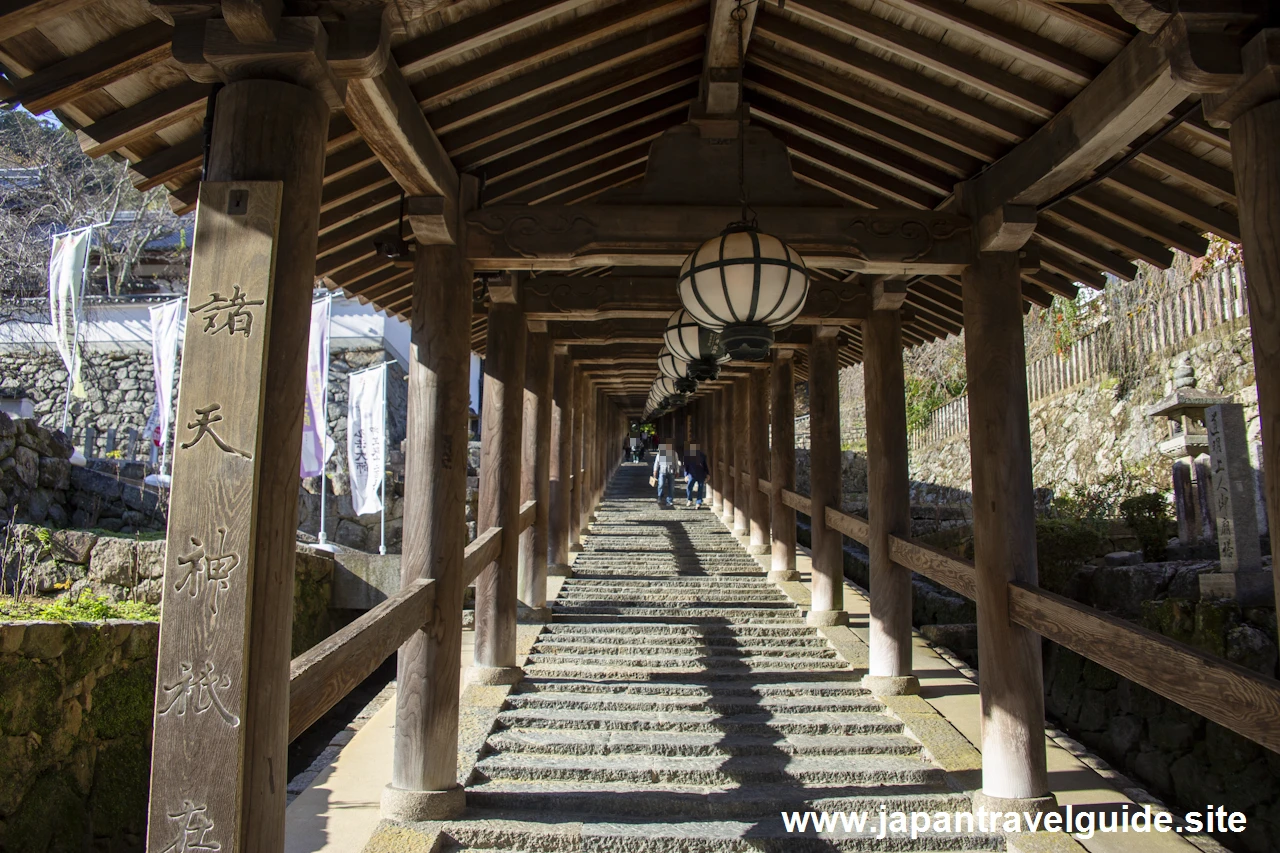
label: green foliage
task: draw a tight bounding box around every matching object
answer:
[904,375,964,433]
[1049,465,1164,521]
[0,592,158,622]
[1045,294,1085,355]
[88,664,155,741]
[1036,517,1106,594]
[1120,492,1172,562]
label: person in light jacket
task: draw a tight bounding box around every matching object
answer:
[652,442,679,508]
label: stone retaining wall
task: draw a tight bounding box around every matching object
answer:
[0,619,158,853]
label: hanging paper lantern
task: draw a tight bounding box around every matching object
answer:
[663,309,728,381]
[677,225,809,361]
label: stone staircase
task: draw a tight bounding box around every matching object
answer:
[435,463,1003,852]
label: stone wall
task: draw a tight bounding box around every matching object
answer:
[907,320,1261,507]
[0,619,158,853]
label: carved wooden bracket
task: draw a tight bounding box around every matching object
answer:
[1203,29,1280,126]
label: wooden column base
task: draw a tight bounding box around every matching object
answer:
[806,609,848,627]
[861,675,920,696]
[548,563,575,577]
[768,569,802,583]
[469,665,525,686]
[380,784,466,822]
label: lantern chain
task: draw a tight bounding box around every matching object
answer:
[732,0,757,230]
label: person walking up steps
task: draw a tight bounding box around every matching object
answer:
[683,442,709,508]
[651,442,679,508]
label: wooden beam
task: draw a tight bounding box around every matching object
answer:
[0,0,95,34]
[698,0,758,115]
[79,81,209,158]
[344,60,458,218]
[15,20,173,115]
[131,135,203,192]
[465,205,972,272]
[396,0,594,76]
[500,147,652,206]
[419,1,704,130]
[967,30,1201,212]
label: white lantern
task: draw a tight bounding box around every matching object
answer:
[657,347,698,394]
[664,309,728,381]
[677,225,809,361]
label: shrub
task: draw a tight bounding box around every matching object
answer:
[1036,517,1106,594]
[1120,493,1172,562]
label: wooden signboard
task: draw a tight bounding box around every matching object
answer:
[147,182,282,853]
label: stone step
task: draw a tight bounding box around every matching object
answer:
[513,678,869,697]
[525,653,846,670]
[539,624,824,639]
[462,782,975,822]
[495,708,902,736]
[530,638,831,654]
[472,753,946,787]
[503,691,878,715]
[549,606,803,618]
[441,811,1001,853]
[484,729,921,758]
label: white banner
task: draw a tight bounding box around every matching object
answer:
[347,363,387,516]
[48,228,93,399]
[148,298,185,447]
[300,297,333,477]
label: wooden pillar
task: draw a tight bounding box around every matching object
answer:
[770,349,799,581]
[549,349,574,575]
[709,391,723,513]
[963,251,1051,805]
[863,309,918,696]
[748,366,771,555]
[1229,99,1280,614]
[518,327,552,620]
[807,328,846,626]
[568,367,583,551]
[733,378,750,536]
[384,242,472,820]
[146,80,328,853]
[719,385,735,525]
[579,379,596,528]
[473,296,526,685]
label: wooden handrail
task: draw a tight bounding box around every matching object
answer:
[1009,583,1280,754]
[825,506,869,543]
[462,525,503,587]
[757,476,772,495]
[780,488,811,516]
[519,499,537,531]
[756,474,1280,754]
[288,577,436,742]
[889,534,978,600]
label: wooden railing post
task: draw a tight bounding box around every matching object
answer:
[568,366,583,552]
[863,308,919,696]
[145,79,328,853]
[709,390,724,514]
[963,251,1052,808]
[807,327,846,626]
[732,377,750,537]
[549,348,574,576]
[518,326,553,621]
[770,349,799,581]
[473,287,526,685]
[719,384,735,526]
[382,234,474,821]
[1227,97,1280,614]
[748,365,771,555]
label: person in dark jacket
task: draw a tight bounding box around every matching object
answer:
[682,443,709,508]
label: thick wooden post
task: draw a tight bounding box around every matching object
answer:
[748,366,771,555]
[963,251,1051,806]
[577,376,593,535]
[473,296,526,685]
[720,385,735,525]
[770,349,799,581]
[709,391,723,513]
[1229,99,1280,614]
[568,367,583,552]
[807,328,846,626]
[733,378,750,536]
[863,309,919,696]
[383,242,472,821]
[146,80,327,853]
[518,327,553,620]
[549,348,573,576]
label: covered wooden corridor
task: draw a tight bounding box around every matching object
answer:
[3,0,1280,850]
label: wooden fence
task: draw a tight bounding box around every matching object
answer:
[729,465,1280,755]
[909,264,1250,451]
